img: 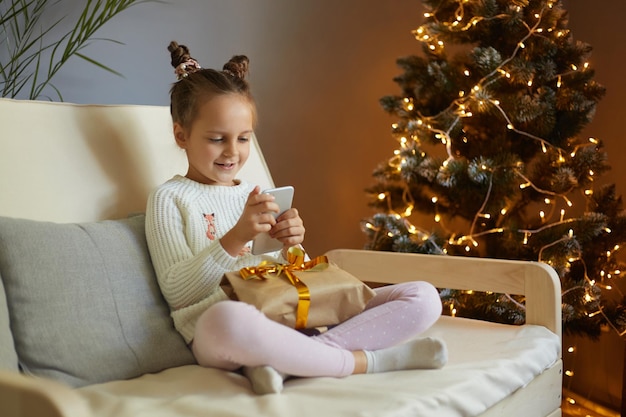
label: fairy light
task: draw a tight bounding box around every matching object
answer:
[376,0,626,342]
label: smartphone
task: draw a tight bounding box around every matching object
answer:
[251,186,295,255]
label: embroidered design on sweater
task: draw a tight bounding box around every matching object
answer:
[203,213,217,240]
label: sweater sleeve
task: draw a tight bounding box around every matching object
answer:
[145,187,238,312]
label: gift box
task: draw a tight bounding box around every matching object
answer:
[222,248,375,329]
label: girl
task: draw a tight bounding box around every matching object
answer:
[145,41,447,395]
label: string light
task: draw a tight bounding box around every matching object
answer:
[369,0,625,345]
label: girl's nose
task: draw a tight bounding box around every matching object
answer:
[224,141,238,157]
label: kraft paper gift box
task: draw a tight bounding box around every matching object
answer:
[223,250,375,329]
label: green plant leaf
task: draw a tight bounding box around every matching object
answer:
[75,52,123,77]
[1,0,150,100]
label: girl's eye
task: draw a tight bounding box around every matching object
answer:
[209,137,223,142]
[238,137,250,142]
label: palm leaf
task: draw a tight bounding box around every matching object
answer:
[1,0,149,100]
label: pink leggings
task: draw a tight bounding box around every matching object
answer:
[191,281,441,378]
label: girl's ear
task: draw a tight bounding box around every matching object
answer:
[173,122,188,149]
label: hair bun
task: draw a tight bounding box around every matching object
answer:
[168,41,201,80]
[222,55,250,80]
[168,41,191,68]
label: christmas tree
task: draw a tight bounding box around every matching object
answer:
[363,0,626,338]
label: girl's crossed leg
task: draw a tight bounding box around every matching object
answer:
[191,280,446,391]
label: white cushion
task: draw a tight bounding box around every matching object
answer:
[77,316,560,417]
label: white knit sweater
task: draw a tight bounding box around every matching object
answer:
[145,175,284,343]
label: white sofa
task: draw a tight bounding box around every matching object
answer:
[0,98,562,417]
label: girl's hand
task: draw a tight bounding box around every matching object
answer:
[271,207,305,249]
[221,186,280,256]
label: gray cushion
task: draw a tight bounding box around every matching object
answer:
[0,215,195,387]
[0,271,19,371]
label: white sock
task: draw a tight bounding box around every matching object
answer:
[242,366,287,395]
[364,337,448,374]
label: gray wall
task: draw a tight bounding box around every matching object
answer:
[44,0,423,257]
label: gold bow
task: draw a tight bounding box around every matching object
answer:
[239,247,328,329]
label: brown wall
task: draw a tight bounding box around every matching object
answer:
[253,1,425,256]
[559,1,626,410]
[257,1,626,261]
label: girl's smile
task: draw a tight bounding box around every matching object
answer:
[173,94,254,186]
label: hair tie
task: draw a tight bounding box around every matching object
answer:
[175,58,201,80]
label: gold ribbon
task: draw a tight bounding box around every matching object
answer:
[239,247,328,329]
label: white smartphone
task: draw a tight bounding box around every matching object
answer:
[251,186,295,255]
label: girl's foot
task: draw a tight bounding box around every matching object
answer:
[242,365,287,395]
[364,337,448,373]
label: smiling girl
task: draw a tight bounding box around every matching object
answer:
[145,41,446,395]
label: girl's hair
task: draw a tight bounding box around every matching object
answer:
[167,41,256,130]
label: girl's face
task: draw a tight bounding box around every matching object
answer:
[174,94,254,186]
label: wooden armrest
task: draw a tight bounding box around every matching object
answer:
[0,370,91,417]
[325,249,562,339]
